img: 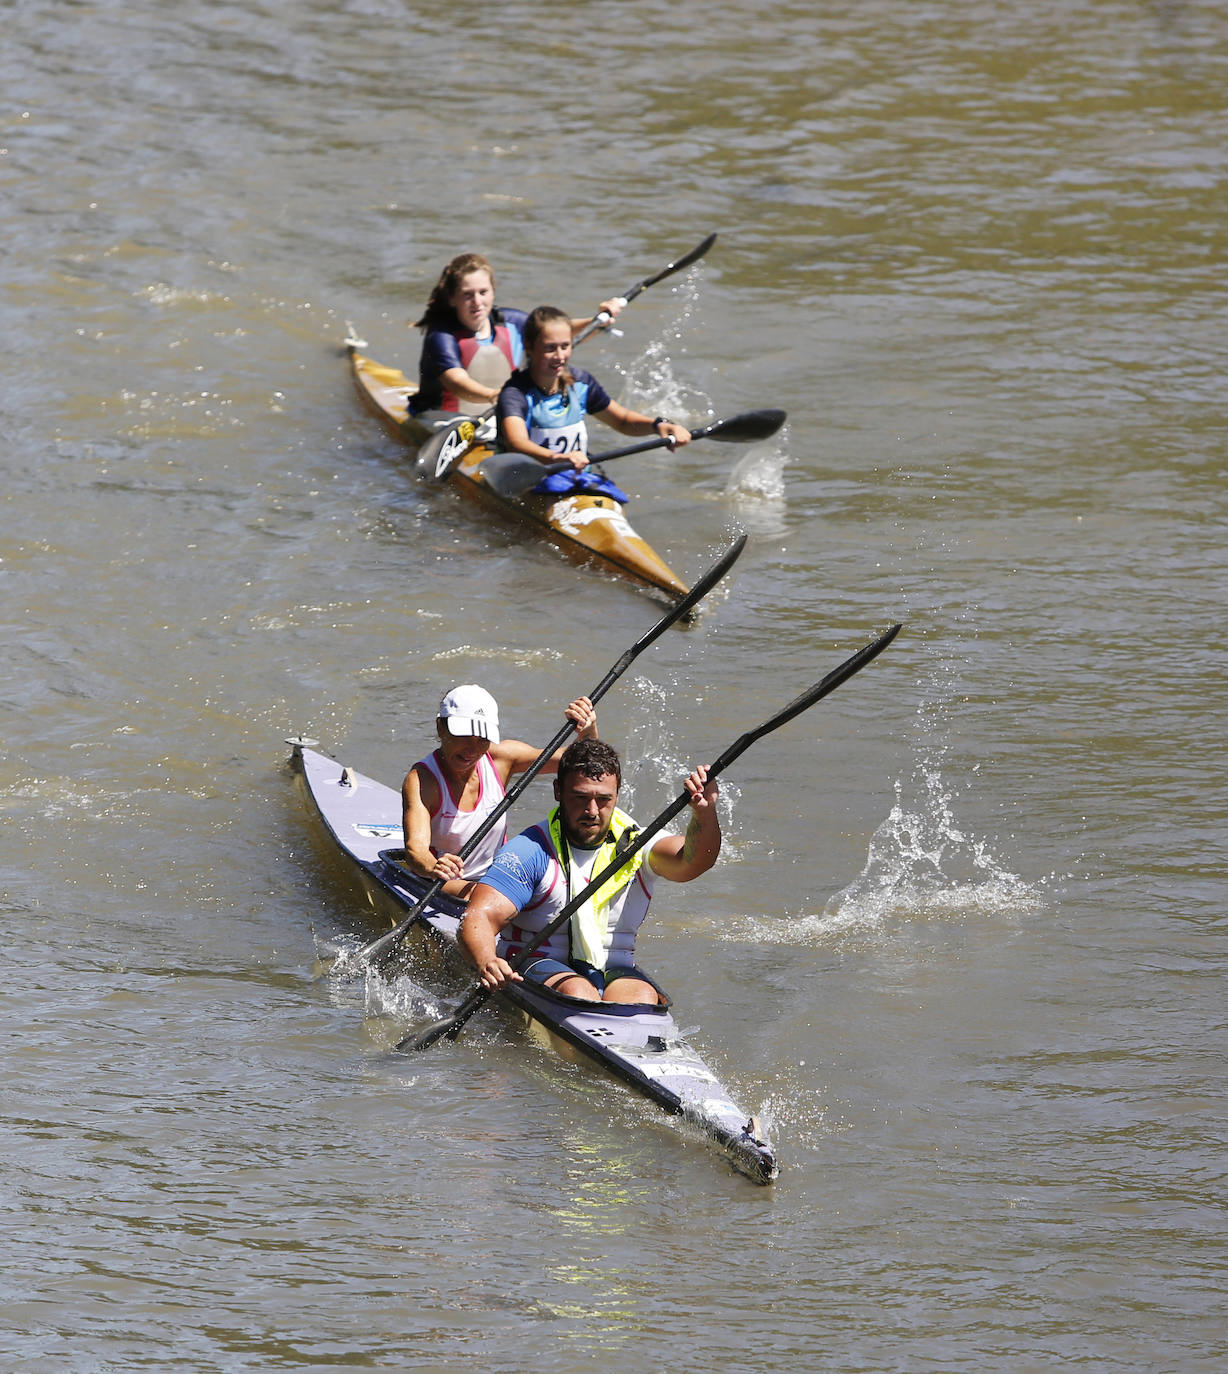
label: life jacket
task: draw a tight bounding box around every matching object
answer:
[547,805,644,969]
[444,320,521,415]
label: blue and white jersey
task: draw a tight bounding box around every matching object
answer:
[497,367,630,501]
[496,366,612,456]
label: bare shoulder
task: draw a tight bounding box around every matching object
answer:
[491,738,538,780]
[404,759,440,810]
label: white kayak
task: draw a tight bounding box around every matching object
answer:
[289,739,778,1185]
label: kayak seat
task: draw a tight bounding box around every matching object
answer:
[375,848,467,919]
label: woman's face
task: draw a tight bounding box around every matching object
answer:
[435,722,492,774]
[527,319,573,391]
[449,269,495,333]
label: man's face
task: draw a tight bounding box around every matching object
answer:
[555,770,619,849]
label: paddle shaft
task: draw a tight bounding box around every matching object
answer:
[354,534,748,967]
[572,231,717,346]
[400,620,903,1052]
[479,409,787,501]
[424,233,718,480]
[545,407,786,471]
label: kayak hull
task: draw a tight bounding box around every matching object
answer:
[347,346,690,602]
[290,740,778,1184]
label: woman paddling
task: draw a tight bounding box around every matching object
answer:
[402,684,598,900]
[409,254,624,421]
[495,305,692,501]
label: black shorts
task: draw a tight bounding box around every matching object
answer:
[520,956,671,1005]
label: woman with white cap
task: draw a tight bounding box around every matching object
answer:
[401,684,597,900]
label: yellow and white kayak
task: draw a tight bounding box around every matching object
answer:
[346,345,690,602]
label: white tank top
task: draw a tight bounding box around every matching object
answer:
[415,750,508,880]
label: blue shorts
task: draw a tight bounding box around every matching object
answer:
[521,957,669,1004]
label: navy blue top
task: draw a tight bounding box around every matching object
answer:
[410,306,528,415]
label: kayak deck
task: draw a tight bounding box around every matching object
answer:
[346,344,690,603]
[290,740,778,1184]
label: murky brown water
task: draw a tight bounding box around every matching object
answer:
[3,1,1226,1369]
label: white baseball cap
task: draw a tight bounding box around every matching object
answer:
[438,684,501,742]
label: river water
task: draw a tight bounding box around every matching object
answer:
[3,1,1226,1369]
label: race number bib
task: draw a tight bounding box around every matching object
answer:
[528,419,586,456]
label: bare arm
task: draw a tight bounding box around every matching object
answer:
[647,765,721,883]
[440,364,501,407]
[594,399,691,447]
[568,297,625,336]
[458,884,523,989]
[489,698,598,784]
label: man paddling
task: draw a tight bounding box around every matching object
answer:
[458,738,720,1003]
[402,685,597,901]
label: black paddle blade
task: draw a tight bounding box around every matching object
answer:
[636,231,718,293]
[670,531,747,621]
[477,451,555,499]
[696,409,787,443]
[397,1011,466,1053]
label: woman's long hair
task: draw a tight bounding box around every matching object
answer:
[414,253,496,332]
[523,305,575,395]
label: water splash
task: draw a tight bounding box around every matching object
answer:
[314,931,445,1016]
[808,629,1047,938]
[608,270,711,419]
[821,763,1041,934]
[362,961,447,1026]
[720,684,1045,948]
[720,444,789,538]
[757,1083,832,1152]
[724,444,787,503]
[619,674,745,853]
[311,929,359,979]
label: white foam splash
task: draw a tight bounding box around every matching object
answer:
[724,446,787,503]
[608,270,710,419]
[719,757,1043,947]
[362,962,447,1026]
[821,764,1041,931]
[720,447,789,538]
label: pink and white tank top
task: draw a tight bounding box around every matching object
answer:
[415,749,508,880]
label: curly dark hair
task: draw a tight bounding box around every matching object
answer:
[557,738,621,790]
